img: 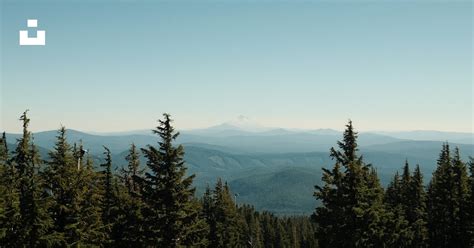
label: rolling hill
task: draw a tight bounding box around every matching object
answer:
[3,126,473,214]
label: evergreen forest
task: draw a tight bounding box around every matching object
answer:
[1,111,473,247]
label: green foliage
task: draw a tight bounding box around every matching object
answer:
[205,178,243,247]
[407,165,428,247]
[312,120,386,247]
[2,112,473,247]
[44,126,77,245]
[44,127,105,246]
[384,161,428,247]
[139,113,208,247]
[100,146,114,224]
[0,131,21,246]
[238,204,264,248]
[427,144,470,248]
[8,111,53,246]
[0,133,20,246]
[468,157,474,246]
[76,155,106,245]
[110,143,146,246]
[121,143,144,195]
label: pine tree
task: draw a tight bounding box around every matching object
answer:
[427,143,452,247]
[206,178,243,248]
[427,144,470,247]
[407,164,428,247]
[399,160,412,206]
[44,127,106,246]
[468,157,474,246]
[312,162,344,247]
[139,113,207,247]
[11,111,53,246]
[202,184,214,247]
[109,176,128,246]
[385,171,401,207]
[0,132,20,246]
[114,143,146,246]
[121,143,144,195]
[44,126,77,245]
[383,169,412,247]
[261,212,277,248]
[384,161,428,247]
[77,154,105,245]
[101,146,114,226]
[297,216,318,248]
[100,145,120,246]
[312,120,386,248]
[0,134,6,240]
[239,204,263,248]
[451,147,470,247]
[289,218,300,248]
[273,217,290,248]
[0,132,7,164]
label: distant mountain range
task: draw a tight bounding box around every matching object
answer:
[373,130,473,144]
[4,122,473,214]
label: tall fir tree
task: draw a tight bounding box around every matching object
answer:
[312,120,386,248]
[0,131,20,246]
[44,126,78,245]
[206,178,243,248]
[11,111,53,246]
[385,171,402,207]
[468,157,474,246]
[101,146,114,225]
[399,160,412,207]
[44,127,106,246]
[427,144,470,247]
[451,147,470,247]
[100,146,117,246]
[311,161,344,247]
[407,164,428,247]
[0,132,7,240]
[384,168,414,247]
[0,132,7,164]
[427,143,452,247]
[121,143,144,195]
[384,161,428,247]
[114,143,146,246]
[139,113,207,247]
[77,154,106,245]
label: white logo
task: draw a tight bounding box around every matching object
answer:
[19,19,45,46]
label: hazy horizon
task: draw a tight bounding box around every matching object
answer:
[2,113,473,135]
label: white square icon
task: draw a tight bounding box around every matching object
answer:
[20,19,45,46]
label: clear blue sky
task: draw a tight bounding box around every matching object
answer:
[1,0,472,133]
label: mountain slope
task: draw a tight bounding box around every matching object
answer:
[3,128,473,215]
[229,167,321,215]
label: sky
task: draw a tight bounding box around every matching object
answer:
[1,0,472,133]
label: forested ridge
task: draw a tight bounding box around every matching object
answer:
[0,111,473,247]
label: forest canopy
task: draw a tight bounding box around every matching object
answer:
[0,111,473,247]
